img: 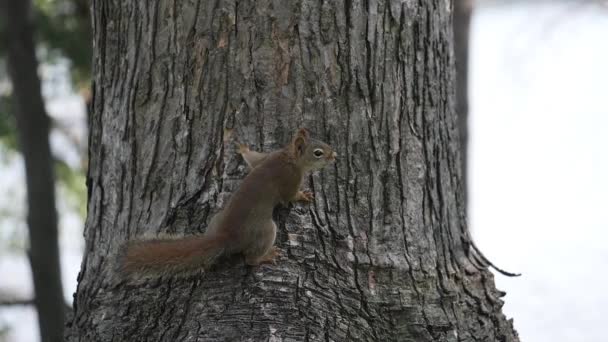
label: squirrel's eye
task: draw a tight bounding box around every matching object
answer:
[313,149,324,158]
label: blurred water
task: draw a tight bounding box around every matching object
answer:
[470,2,608,342]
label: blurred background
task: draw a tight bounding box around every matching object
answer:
[0,0,606,341]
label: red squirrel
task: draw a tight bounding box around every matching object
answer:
[119,128,337,276]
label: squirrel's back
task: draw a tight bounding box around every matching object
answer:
[215,150,302,248]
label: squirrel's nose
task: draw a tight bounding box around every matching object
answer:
[329,152,337,161]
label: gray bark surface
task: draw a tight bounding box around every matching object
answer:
[69,1,518,341]
[453,0,472,210]
[1,1,66,341]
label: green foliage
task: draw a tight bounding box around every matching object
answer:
[0,322,10,342]
[0,0,90,217]
[0,95,17,150]
[33,0,92,88]
[55,159,87,218]
[0,144,27,253]
[0,0,92,87]
[0,0,92,150]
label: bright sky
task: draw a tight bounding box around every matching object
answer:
[470,2,608,342]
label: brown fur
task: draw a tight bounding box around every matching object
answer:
[120,234,227,275]
[118,128,335,278]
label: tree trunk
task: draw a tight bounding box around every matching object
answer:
[453,0,472,210]
[1,0,65,341]
[68,1,518,341]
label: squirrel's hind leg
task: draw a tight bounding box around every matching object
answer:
[254,246,281,265]
[244,220,278,266]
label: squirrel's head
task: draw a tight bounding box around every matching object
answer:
[290,128,337,171]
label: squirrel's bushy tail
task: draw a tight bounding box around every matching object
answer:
[119,234,226,276]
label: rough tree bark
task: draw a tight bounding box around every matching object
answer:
[1,0,65,341]
[453,0,472,209]
[68,1,518,341]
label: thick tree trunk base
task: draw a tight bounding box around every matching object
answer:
[68,1,519,341]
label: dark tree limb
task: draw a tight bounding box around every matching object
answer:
[0,0,65,341]
[0,297,35,306]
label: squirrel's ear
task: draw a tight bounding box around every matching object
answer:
[293,136,306,158]
[291,128,309,157]
[293,128,310,141]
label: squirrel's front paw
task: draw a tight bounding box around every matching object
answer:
[295,190,314,203]
[247,246,282,266]
[235,142,249,155]
[262,246,282,264]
